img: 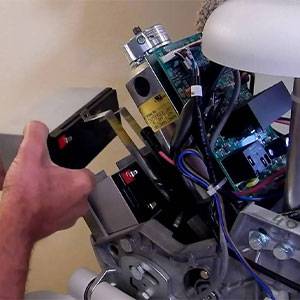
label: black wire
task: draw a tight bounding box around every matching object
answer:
[206,67,230,126]
[193,101,217,182]
[210,70,241,150]
[170,99,195,158]
[191,60,217,183]
[170,51,217,182]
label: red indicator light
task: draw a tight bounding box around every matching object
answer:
[58,135,72,150]
[121,169,138,185]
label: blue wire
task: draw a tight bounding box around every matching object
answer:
[237,195,266,202]
[176,149,275,300]
[212,196,275,300]
[236,192,283,202]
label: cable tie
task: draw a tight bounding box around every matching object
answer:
[191,85,203,97]
[207,178,227,196]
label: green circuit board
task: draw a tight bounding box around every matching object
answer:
[152,33,208,104]
[214,127,286,191]
[150,33,286,192]
[152,33,252,106]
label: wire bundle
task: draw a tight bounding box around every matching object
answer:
[176,149,275,300]
[166,46,278,299]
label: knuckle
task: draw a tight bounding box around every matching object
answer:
[76,169,95,194]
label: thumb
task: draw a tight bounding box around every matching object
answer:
[17,121,50,163]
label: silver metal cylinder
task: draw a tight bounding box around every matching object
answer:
[124,24,171,67]
[286,78,300,209]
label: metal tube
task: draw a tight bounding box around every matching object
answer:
[286,78,300,209]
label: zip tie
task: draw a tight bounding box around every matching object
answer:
[207,178,227,196]
[191,85,203,97]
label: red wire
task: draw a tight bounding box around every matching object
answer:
[275,120,290,125]
[158,151,175,166]
[235,167,286,196]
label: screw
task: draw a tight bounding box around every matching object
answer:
[273,243,294,260]
[249,231,270,251]
[137,35,146,45]
[130,264,145,280]
[200,269,209,280]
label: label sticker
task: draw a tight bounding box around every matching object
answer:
[139,93,178,132]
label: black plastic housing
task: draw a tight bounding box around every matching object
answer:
[47,88,119,169]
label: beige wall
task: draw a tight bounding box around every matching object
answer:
[0,0,201,293]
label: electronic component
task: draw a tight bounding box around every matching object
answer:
[125,26,252,144]
[125,25,179,136]
[214,128,287,191]
[48,88,119,169]
[222,141,271,184]
[89,153,211,245]
[150,33,209,106]
[213,82,291,191]
[126,66,178,132]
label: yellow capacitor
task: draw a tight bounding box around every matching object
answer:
[246,177,259,188]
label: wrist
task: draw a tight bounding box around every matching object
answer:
[0,194,37,245]
[0,194,35,299]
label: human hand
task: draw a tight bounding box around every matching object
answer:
[0,158,5,188]
[0,121,95,241]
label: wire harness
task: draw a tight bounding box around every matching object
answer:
[176,149,275,300]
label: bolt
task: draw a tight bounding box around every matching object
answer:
[249,231,270,251]
[137,35,146,45]
[200,269,209,280]
[273,243,294,260]
[141,292,150,299]
[130,264,145,280]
